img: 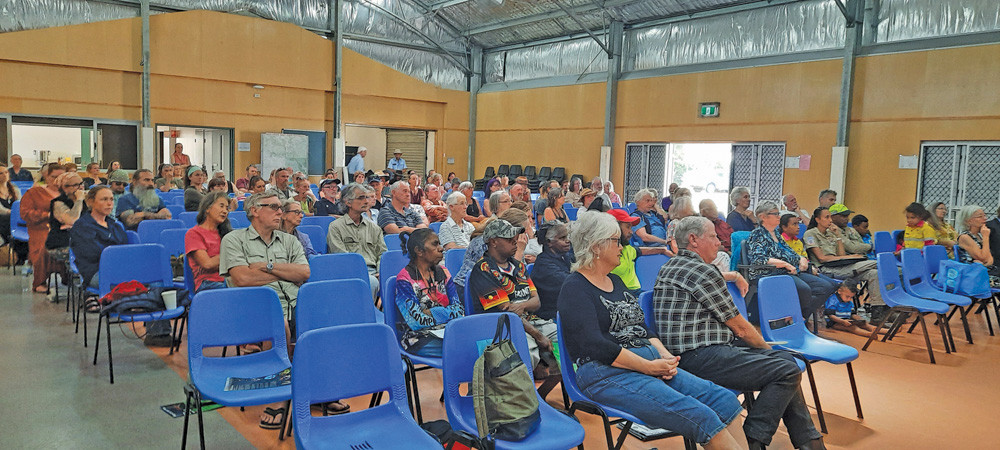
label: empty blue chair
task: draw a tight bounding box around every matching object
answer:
[300,215,335,231]
[93,244,185,383]
[383,275,442,424]
[378,250,409,300]
[126,230,140,244]
[863,253,952,364]
[12,180,33,193]
[564,206,578,221]
[159,228,188,258]
[384,233,402,252]
[182,287,292,448]
[292,324,441,449]
[298,225,327,254]
[10,201,28,274]
[137,219,184,244]
[444,248,465,278]
[555,314,693,449]
[901,248,971,349]
[167,204,185,219]
[635,254,669,291]
[177,211,198,229]
[757,276,864,433]
[296,279,377,335]
[429,222,442,233]
[872,231,895,256]
[442,313,585,449]
[307,253,373,299]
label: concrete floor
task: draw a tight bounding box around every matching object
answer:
[3,267,1000,449]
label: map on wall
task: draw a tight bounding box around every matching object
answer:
[261,133,309,179]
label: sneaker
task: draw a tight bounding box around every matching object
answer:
[143,334,174,347]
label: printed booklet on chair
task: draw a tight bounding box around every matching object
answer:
[224,367,291,391]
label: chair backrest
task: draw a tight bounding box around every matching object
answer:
[900,248,929,290]
[564,206,578,221]
[523,166,537,178]
[444,248,466,277]
[378,250,409,296]
[296,279,376,337]
[555,314,590,404]
[730,231,751,271]
[726,282,750,318]
[228,210,248,223]
[625,202,636,213]
[537,167,551,179]
[166,204,185,219]
[756,276,809,346]
[12,180,34,193]
[526,263,534,276]
[10,200,26,232]
[137,219,184,244]
[497,164,509,176]
[797,223,806,239]
[175,211,197,228]
[126,230,140,244]
[300,215,335,230]
[169,196,185,206]
[876,253,908,308]
[483,166,495,179]
[635,254,669,291]
[873,231,895,255]
[159,228,188,258]
[187,287,291,382]
[97,243,172,296]
[891,229,903,244]
[471,191,485,200]
[292,324,410,446]
[551,167,565,181]
[463,279,475,316]
[307,253,370,288]
[298,225,327,254]
[508,164,522,177]
[382,275,402,335]
[923,245,948,287]
[638,290,656,331]
[429,222,442,233]
[182,255,196,293]
[384,233,402,252]
[442,313,532,431]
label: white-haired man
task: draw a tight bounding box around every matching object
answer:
[377,180,429,234]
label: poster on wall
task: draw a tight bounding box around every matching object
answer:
[260,133,309,179]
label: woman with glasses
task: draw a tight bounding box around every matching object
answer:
[185,191,232,292]
[45,171,86,286]
[279,199,318,257]
[558,211,743,449]
[955,205,998,285]
[746,201,839,322]
[543,186,569,223]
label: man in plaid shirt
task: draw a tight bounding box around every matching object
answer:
[653,216,824,450]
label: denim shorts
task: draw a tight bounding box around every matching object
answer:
[575,345,742,444]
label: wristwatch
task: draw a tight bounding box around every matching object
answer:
[266,262,274,273]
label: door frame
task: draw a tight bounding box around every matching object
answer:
[155,123,235,176]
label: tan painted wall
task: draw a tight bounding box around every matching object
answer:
[0,10,469,178]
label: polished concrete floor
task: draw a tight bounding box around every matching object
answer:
[3,268,999,449]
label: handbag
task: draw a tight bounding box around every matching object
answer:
[472,314,540,442]
[939,260,990,298]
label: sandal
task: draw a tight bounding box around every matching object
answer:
[240,343,263,354]
[322,401,350,415]
[85,298,102,313]
[259,407,285,430]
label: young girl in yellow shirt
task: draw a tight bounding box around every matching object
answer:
[902,202,937,250]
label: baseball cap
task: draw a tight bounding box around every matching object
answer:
[829,203,853,215]
[483,219,525,240]
[108,170,129,183]
[319,179,339,189]
[608,208,639,225]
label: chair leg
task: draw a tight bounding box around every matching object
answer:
[883,311,909,342]
[936,314,952,354]
[93,315,102,365]
[411,364,424,424]
[846,362,863,419]
[958,305,973,345]
[106,316,114,384]
[804,362,826,434]
[598,409,615,450]
[916,313,936,364]
[82,301,89,347]
[862,308,892,351]
[982,298,996,336]
[277,399,291,440]
[683,436,698,450]
[613,421,632,450]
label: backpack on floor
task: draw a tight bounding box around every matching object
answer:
[472,314,540,442]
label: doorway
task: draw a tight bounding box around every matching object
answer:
[624,142,733,210]
[156,125,233,176]
[344,125,435,177]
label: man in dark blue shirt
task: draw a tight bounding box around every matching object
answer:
[8,154,34,182]
[116,169,171,230]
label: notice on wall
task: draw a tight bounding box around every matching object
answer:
[798,155,811,171]
[784,156,800,169]
[237,142,251,152]
[898,155,919,169]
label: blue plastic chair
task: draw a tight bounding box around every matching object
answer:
[564,206,578,221]
[182,255,196,294]
[301,215,335,231]
[9,201,29,274]
[384,233,402,252]
[872,231,896,257]
[169,196,186,206]
[292,324,441,449]
[862,254,952,364]
[378,250,409,300]
[126,230,140,244]
[296,279,377,335]
[181,287,293,449]
[159,228,188,258]
[635,254,669,291]
[298,225,327,254]
[555,314,693,450]
[444,248,466,278]
[442,313,586,449]
[92,244,186,383]
[383,275,444,424]
[757,276,864,433]
[167,204,185,220]
[924,245,996,335]
[797,223,806,239]
[463,278,476,317]
[12,180,33,193]
[472,191,485,200]
[136,219,184,244]
[307,253,372,295]
[176,211,198,229]
[900,248,971,349]
[625,202,636,213]
[429,222,442,233]
[726,282,750,318]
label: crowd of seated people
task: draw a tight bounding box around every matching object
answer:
[18,153,1000,448]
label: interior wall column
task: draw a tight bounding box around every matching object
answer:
[331,0,344,170]
[139,0,154,170]
[603,20,624,182]
[467,46,482,181]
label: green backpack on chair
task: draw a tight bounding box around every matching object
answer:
[472,314,541,442]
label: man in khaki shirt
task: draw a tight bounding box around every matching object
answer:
[327,183,386,299]
[220,192,310,321]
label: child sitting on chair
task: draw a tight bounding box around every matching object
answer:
[851,214,875,259]
[824,281,879,337]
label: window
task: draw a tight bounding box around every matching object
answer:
[918,142,1000,220]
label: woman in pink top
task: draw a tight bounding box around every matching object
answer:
[185,191,231,292]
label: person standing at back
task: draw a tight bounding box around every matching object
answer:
[387,149,407,171]
[347,147,367,175]
[170,142,191,166]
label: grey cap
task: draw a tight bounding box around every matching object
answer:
[483,219,525,240]
[108,170,129,183]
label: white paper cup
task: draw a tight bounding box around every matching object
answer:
[162,291,177,310]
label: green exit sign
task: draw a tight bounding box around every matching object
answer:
[699,102,720,118]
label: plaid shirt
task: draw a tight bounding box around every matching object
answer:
[653,249,740,355]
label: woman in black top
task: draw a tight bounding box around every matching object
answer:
[81,162,108,189]
[46,172,85,266]
[543,187,569,223]
[183,166,208,212]
[558,211,742,448]
[530,221,572,320]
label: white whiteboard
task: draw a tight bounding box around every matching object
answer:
[261,133,309,179]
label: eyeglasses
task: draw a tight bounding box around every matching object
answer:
[600,237,622,247]
[257,203,282,211]
[110,181,126,186]
[284,209,304,215]
[765,211,780,216]
[64,182,83,188]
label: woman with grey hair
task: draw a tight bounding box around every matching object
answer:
[279,199,318,257]
[955,205,995,272]
[726,186,757,232]
[439,193,474,249]
[744,201,838,322]
[483,189,511,218]
[558,211,743,449]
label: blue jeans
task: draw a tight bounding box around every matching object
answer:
[196,280,227,293]
[575,345,742,444]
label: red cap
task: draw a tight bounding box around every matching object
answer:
[608,208,639,225]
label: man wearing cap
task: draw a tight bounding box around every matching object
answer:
[828,204,871,255]
[804,203,884,311]
[314,179,344,216]
[347,147,367,175]
[609,209,671,296]
[107,170,130,217]
[468,219,558,372]
[235,164,259,193]
[387,149,407,171]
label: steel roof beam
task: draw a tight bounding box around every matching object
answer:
[465,0,638,35]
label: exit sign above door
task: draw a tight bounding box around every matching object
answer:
[699,102,720,118]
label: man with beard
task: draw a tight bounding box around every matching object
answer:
[117,169,172,231]
[107,170,130,217]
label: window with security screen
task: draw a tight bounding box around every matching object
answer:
[729,143,786,211]
[918,142,1000,220]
